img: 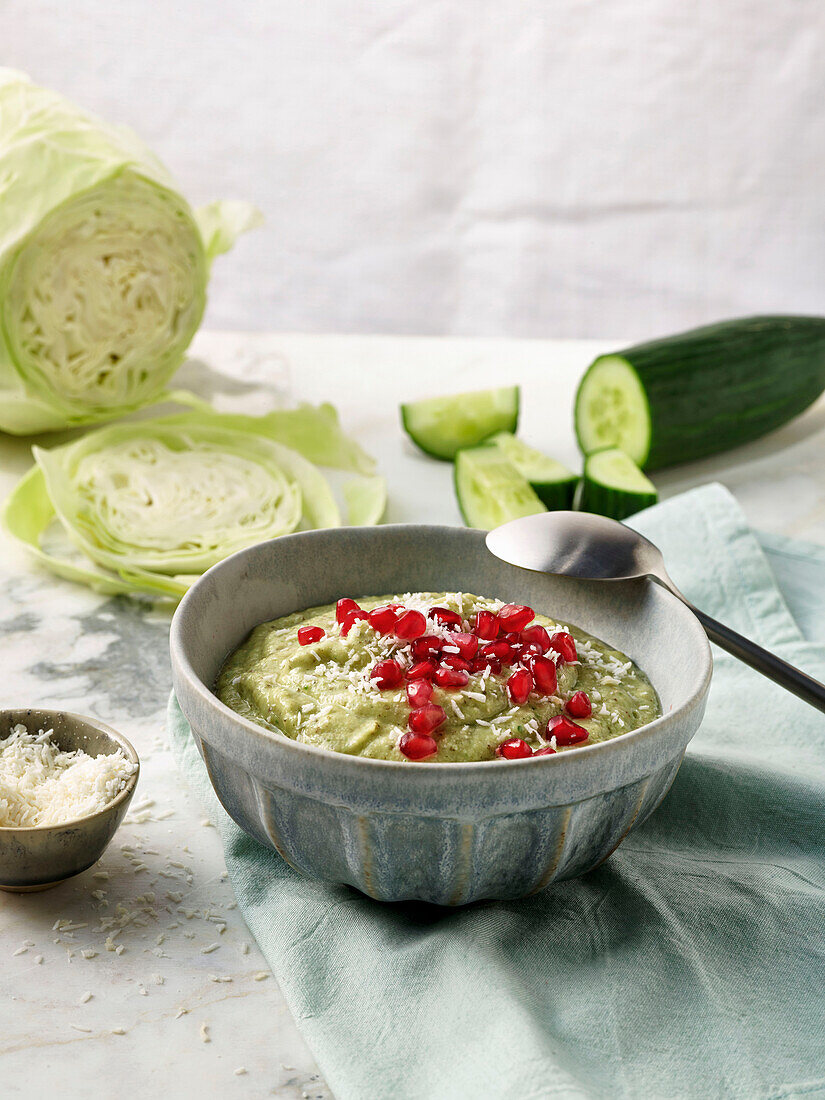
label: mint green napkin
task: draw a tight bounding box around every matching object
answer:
[168,484,825,1100]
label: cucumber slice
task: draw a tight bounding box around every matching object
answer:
[575,315,825,470]
[343,475,387,526]
[401,386,519,461]
[578,447,658,521]
[489,431,578,510]
[454,445,546,529]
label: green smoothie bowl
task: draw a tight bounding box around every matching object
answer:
[169,525,711,904]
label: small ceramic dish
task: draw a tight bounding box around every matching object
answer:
[170,525,712,905]
[0,709,139,892]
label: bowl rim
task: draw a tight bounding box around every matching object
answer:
[170,524,713,776]
[0,708,140,834]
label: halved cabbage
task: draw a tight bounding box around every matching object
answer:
[0,69,261,434]
[3,407,385,601]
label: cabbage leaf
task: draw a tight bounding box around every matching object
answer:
[3,407,384,601]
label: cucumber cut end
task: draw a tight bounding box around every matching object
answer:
[454,445,546,530]
[401,386,519,461]
[575,356,651,466]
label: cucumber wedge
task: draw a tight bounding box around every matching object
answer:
[401,386,519,461]
[489,431,578,510]
[574,315,825,470]
[454,445,546,530]
[577,448,658,521]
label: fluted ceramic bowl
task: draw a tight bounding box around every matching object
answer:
[170,525,711,905]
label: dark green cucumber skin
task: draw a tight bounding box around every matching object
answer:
[583,315,825,470]
[532,476,578,510]
[578,478,657,522]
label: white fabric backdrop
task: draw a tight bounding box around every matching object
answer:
[3,0,824,338]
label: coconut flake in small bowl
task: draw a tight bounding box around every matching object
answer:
[0,709,139,892]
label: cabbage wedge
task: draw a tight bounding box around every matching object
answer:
[3,407,384,600]
[0,69,261,434]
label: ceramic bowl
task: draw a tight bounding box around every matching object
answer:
[0,709,139,892]
[170,526,712,905]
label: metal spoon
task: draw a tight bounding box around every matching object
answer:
[486,510,825,713]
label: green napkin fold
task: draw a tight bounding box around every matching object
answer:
[168,484,825,1100]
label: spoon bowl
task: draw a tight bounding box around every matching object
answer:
[486,509,825,714]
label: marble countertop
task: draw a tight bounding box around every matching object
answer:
[1,332,824,1099]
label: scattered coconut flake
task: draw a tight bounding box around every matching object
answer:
[200,1023,211,1043]
[201,943,221,955]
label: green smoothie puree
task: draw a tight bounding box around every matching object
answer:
[215,592,661,763]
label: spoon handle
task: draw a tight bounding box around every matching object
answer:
[688,604,825,713]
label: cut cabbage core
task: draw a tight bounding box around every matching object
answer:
[6,172,204,415]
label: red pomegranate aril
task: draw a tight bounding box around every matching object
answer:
[545,714,589,746]
[470,655,501,675]
[428,606,462,629]
[371,659,404,690]
[407,659,437,681]
[399,730,438,760]
[506,668,534,704]
[434,665,470,689]
[341,610,368,636]
[411,635,444,660]
[449,632,479,660]
[368,606,399,634]
[549,631,578,664]
[521,625,551,652]
[481,640,515,666]
[534,745,557,756]
[496,738,533,760]
[473,610,500,640]
[297,626,325,646]
[565,691,592,718]
[395,609,427,640]
[336,597,360,624]
[408,703,446,734]
[407,679,434,707]
[531,655,558,696]
[442,654,471,672]
[498,604,534,632]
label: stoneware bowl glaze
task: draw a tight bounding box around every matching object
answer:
[0,709,139,892]
[170,526,712,905]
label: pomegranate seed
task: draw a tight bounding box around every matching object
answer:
[521,625,550,652]
[545,714,589,746]
[341,610,368,635]
[531,655,558,696]
[565,691,592,718]
[297,626,325,645]
[408,703,446,734]
[481,640,515,666]
[534,745,557,756]
[473,610,500,640]
[371,659,404,689]
[407,679,434,707]
[549,632,577,664]
[506,668,534,704]
[442,654,471,672]
[449,632,479,660]
[407,659,437,681]
[428,606,462,628]
[368,606,399,634]
[336,598,360,624]
[434,665,470,689]
[498,604,534,632]
[399,730,438,760]
[470,655,501,675]
[496,738,534,759]
[395,609,427,640]
[411,635,444,660]
[502,631,521,646]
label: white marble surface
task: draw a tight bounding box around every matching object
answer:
[1,332,824,1100]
